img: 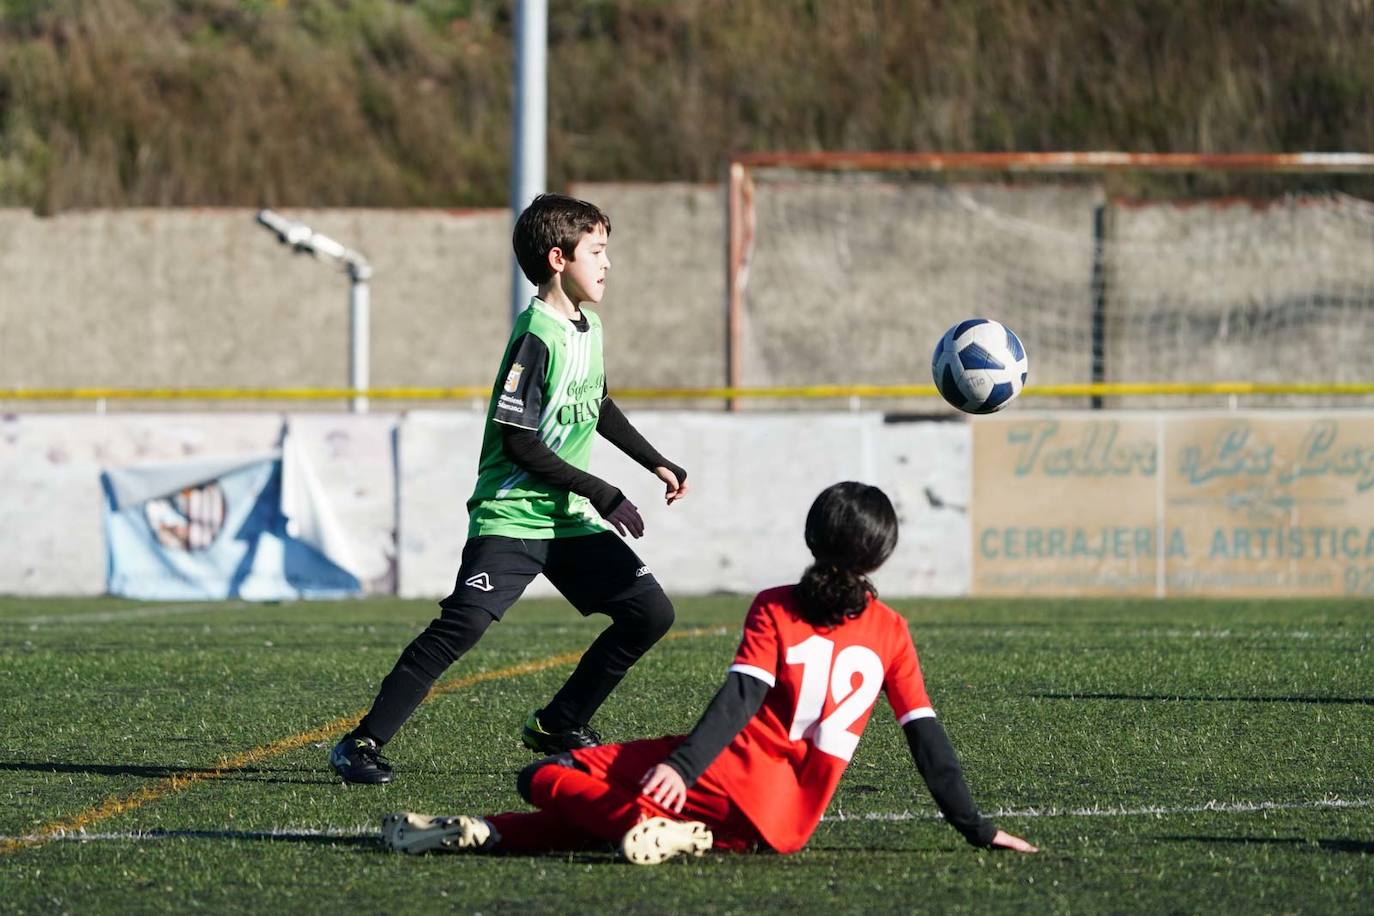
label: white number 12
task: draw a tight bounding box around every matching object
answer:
[785,635,884,761]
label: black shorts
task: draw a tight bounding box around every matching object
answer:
[438,532,662,620]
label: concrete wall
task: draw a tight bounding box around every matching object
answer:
[1104,195,1374,408]
[569,183,728,391]
[0,188,729,407]
[0,208,513,394]
[739,182,1103,413]
[5,185,1371,413]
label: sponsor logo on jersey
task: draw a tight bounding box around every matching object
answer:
[145,482,226,552]
[565,374,604,400]
[556,399,600,425]
[634,565,651,578]
[465,572,494,592]
[554,373,605,426]
[503,362,525,394]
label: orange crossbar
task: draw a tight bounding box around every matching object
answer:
[730,150,1374,174]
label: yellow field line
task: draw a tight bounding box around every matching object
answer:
[4,381,1374,401]
[0,625,724,856]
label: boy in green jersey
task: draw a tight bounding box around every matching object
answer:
[331,194,688,785]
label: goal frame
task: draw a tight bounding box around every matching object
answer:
[725,151,1374,404]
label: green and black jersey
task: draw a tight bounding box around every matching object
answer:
[467,298,609,539]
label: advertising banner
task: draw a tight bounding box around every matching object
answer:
[1165,414,1374,597]
[972,414,1160,596]
[972,412,1374,597]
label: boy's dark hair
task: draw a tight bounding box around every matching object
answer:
[794,482,899,628]
[512,193,612,285]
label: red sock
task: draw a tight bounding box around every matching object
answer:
[485,809,600,853]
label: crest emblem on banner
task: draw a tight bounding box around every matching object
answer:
[144,482,227,552]
[503,362,525,393]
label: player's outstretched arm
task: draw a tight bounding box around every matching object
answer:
[639,671,769,812]
[903,717,1037,853]
[501,426,645,537]
[597,398,689,506]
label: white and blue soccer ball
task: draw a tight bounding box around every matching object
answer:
[931,318,1029,414]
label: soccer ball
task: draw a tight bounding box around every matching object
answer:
[931,318,1028,414]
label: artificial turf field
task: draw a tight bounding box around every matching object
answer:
[1,595,1371,914]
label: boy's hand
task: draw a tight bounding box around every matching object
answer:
[606,498,645,538]
[654,467,688,505]
[639,763,687,813]
[990,830,1038,853]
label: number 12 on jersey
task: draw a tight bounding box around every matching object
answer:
[786,635,884,761]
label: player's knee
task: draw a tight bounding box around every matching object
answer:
[628,589,675,642]
[516,753,576,804]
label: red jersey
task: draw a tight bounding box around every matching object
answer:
[696,585,934,854]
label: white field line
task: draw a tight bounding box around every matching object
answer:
[917,627,1371,642]
[15,601,252,626]
[4,825,378,844]
[8,798,1371,845]
[826,797,1374,823]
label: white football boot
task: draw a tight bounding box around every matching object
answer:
[620,816,713,865]
[381,812,495,854]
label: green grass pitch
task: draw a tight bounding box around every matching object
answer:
[1,595,1371,913]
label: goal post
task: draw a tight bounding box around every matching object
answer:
[726,151,1374,410]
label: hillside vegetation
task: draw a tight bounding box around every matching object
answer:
[2,0,1372,211]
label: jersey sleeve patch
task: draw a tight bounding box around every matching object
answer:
[728,663,777,687]
[493,333,549,429]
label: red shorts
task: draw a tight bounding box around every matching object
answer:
[572,736,765,851]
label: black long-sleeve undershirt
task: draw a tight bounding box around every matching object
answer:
[661,673,998,848]
[499,396,686,518]
[903,717,998,846]
[501,426,625,516]
[596,398,687,485]
[663,672,768,784]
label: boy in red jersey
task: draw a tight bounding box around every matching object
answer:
[382,482,1036,862]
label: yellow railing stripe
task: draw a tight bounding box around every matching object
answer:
[4,382,1374,402]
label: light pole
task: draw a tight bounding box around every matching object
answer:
[255,209,373,413]
[510,0,547,324]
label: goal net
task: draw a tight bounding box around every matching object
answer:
[726,152,1374,409]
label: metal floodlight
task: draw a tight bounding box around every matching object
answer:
[255,209,373,413]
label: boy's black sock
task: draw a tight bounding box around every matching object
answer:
[349,723,384,746]
[356,663,433,745]
[357,606,496,744]
[539,588,674,731]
